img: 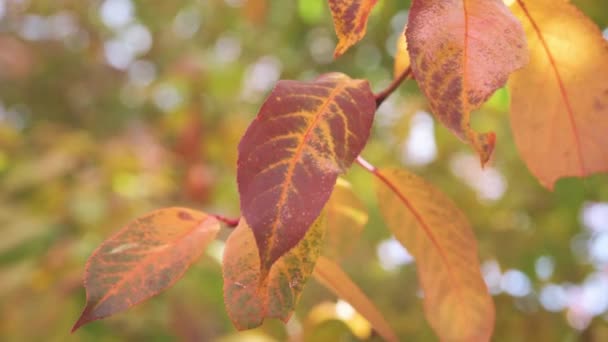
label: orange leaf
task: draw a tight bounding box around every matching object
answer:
[375,168,494,341]
[394,26,410,79]
[508,0,608,189]
[237,73,375,274]
[406,0,529,165]
[313,256,398,342]
[222,216,325,330]
[72,208,220,331]
[324,178,368,261]
[328,0,378,58]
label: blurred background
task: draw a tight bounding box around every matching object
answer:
[1,0,608,340]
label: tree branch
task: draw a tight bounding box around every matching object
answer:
[373,66,412,107]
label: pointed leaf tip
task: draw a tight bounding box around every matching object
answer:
[71,208,220,331]
[328,0,378,58]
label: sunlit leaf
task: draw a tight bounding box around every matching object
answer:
[324,178,368,261]
[223,216,326,330]
[508,0,608,189]
[375,168,494,341]
[328,0,378,58]
[394,26,410,79]
[72,208,220,331]
[237,73,375,273]
[406,0,529,165]
[313,256,398,342]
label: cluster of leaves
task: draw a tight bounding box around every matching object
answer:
[72,0,608,341]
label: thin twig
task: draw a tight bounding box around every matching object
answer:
[212,214,240,228]
[355,155,377,174]
[373,66,412,107]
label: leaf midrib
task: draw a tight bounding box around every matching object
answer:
[515,0,586,176]
[263,81,347,268]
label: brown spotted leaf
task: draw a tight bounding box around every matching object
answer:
[328,0,378,58]
[375,168,494,341]
[508,0,608,189]
[406,0,528,165]
[324,178,368,261]
[313,256,398,342]
[222,216,325,330]
[72,208,220,331]
[237,73,375,273]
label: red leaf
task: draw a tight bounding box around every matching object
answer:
[328,0,378,58]
[406,0,528,165]
[237,73,375,273]
[72,208,220,332]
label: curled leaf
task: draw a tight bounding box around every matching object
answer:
[406,0,529,165]
[508,0,608,188]
[237,73,375,273]
[223,216,326,330]
[375,168,494,341]
[72,208,220,332]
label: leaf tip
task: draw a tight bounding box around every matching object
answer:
[71,307,93,333]
[475,131,496,167]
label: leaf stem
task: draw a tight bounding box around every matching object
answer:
[373,66,412,107]
[355,155,377,173]
[212,214,240,228]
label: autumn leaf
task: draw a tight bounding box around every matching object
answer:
[313,256,398,342]
[394,27,410,79]
[237,73,375,273]
[72,208,220,332]
[328,0,378,58]
[375,168,494,341]
[222,216,325,330]
[324,178,368,261]
[406,0,529,165]
[508,0,608,189]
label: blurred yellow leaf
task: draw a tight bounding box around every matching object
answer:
[508,0,608,189]
[313,256,398,342]
[324,178,368,261]
[375,168,494,341]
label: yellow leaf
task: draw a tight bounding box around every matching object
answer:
[508,0,608,189]
[324,178,368,261]
[394,26,410,79]
[313,256,398,342]
[375,168,494,341]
